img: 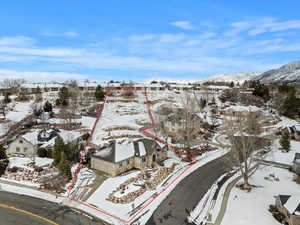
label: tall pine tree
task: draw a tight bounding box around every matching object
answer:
[95,85,105,101]
[58,152,72,180]
[280,131,291,152]
[0,145,9,176]
[53,136,64,165]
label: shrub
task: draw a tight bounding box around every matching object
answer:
[294,176,300,184]
[43,101,53,112]
[37,148,48,158]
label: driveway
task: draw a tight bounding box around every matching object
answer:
[146,155,227,225]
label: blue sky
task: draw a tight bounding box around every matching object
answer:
[0,0,300,82]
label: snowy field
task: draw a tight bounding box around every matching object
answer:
[91,91,150,146]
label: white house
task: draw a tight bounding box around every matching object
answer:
[7,129,83,157]
[8,136,37,157]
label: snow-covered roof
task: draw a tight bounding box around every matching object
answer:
[77,82,108,88]
[284,196,300,215]
[226,105,261,112]
[207,85,230,90]
[93,138,161,163]
[41,130,83,148]
[21,129,82,147]
[22,130,41,145]
[21,83,64,89]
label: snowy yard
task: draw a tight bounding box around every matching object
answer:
[1,157,55,187]
[266,139,300,165]
[6,101,33,122]
[91,91,149,146]
[221,165,299,225]
[220,139,300,225]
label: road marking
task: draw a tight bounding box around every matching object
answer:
[0,203,60,225]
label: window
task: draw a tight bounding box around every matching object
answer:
[23,147,28,152]
[127,159,130,165]
[16,147,20,152]
[142,157,146,162]
[119,162,123,167]
[19,140,23,144]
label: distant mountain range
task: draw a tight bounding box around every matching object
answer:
[205,60,300,84]
[205,72,261,83]
[254,60,300,83]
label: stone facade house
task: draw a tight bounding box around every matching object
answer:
[275,195,300,225]
[91,138,167,177]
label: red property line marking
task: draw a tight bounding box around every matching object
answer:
[67,89,198,224]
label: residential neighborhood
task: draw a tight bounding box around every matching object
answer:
[1,1,300,225]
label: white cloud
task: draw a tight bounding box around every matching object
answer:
[0,69,92,82]
[171,21,195,30]
[40,31,79,37]
[0,36,35,47]
[228,17,300,36]
[63,31,79,37]
[248,19,300,35]
[129,34,156,41]
[0,46,84,57]
[158,33,185,43]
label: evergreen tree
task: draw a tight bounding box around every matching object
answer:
[57,87,69,106]
[0,145,9,176]
[4,92,11,104]
[58,152,72,180]
[43,101,53,112]
[282,91,300,119]
[252,82,270,102]
[37,148,47,158]
[53,136,64,165]
[280,131,291,152]
[95,85,105,101]
[230,81,234,88]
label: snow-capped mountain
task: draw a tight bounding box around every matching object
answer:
[255,60,300,83]
[205,72,261,83]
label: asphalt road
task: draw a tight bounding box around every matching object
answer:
[0,191,104,225]
[146,155,227,225]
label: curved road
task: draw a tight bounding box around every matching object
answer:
[0,191,103,225]
[146,155,227,225]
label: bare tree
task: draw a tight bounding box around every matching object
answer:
[1,79,25,95]
[178,94,202,150]
[17,87,30,101]
[223,112,269,188]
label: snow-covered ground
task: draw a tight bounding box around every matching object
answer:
[0,122,11,136]
[266,140,300,165]
[7,157,53,168]
[1,157,54,187]
[6,101,33,122]
[91,92,149,146]
[218,139,300,225]
[221,165,299,225]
